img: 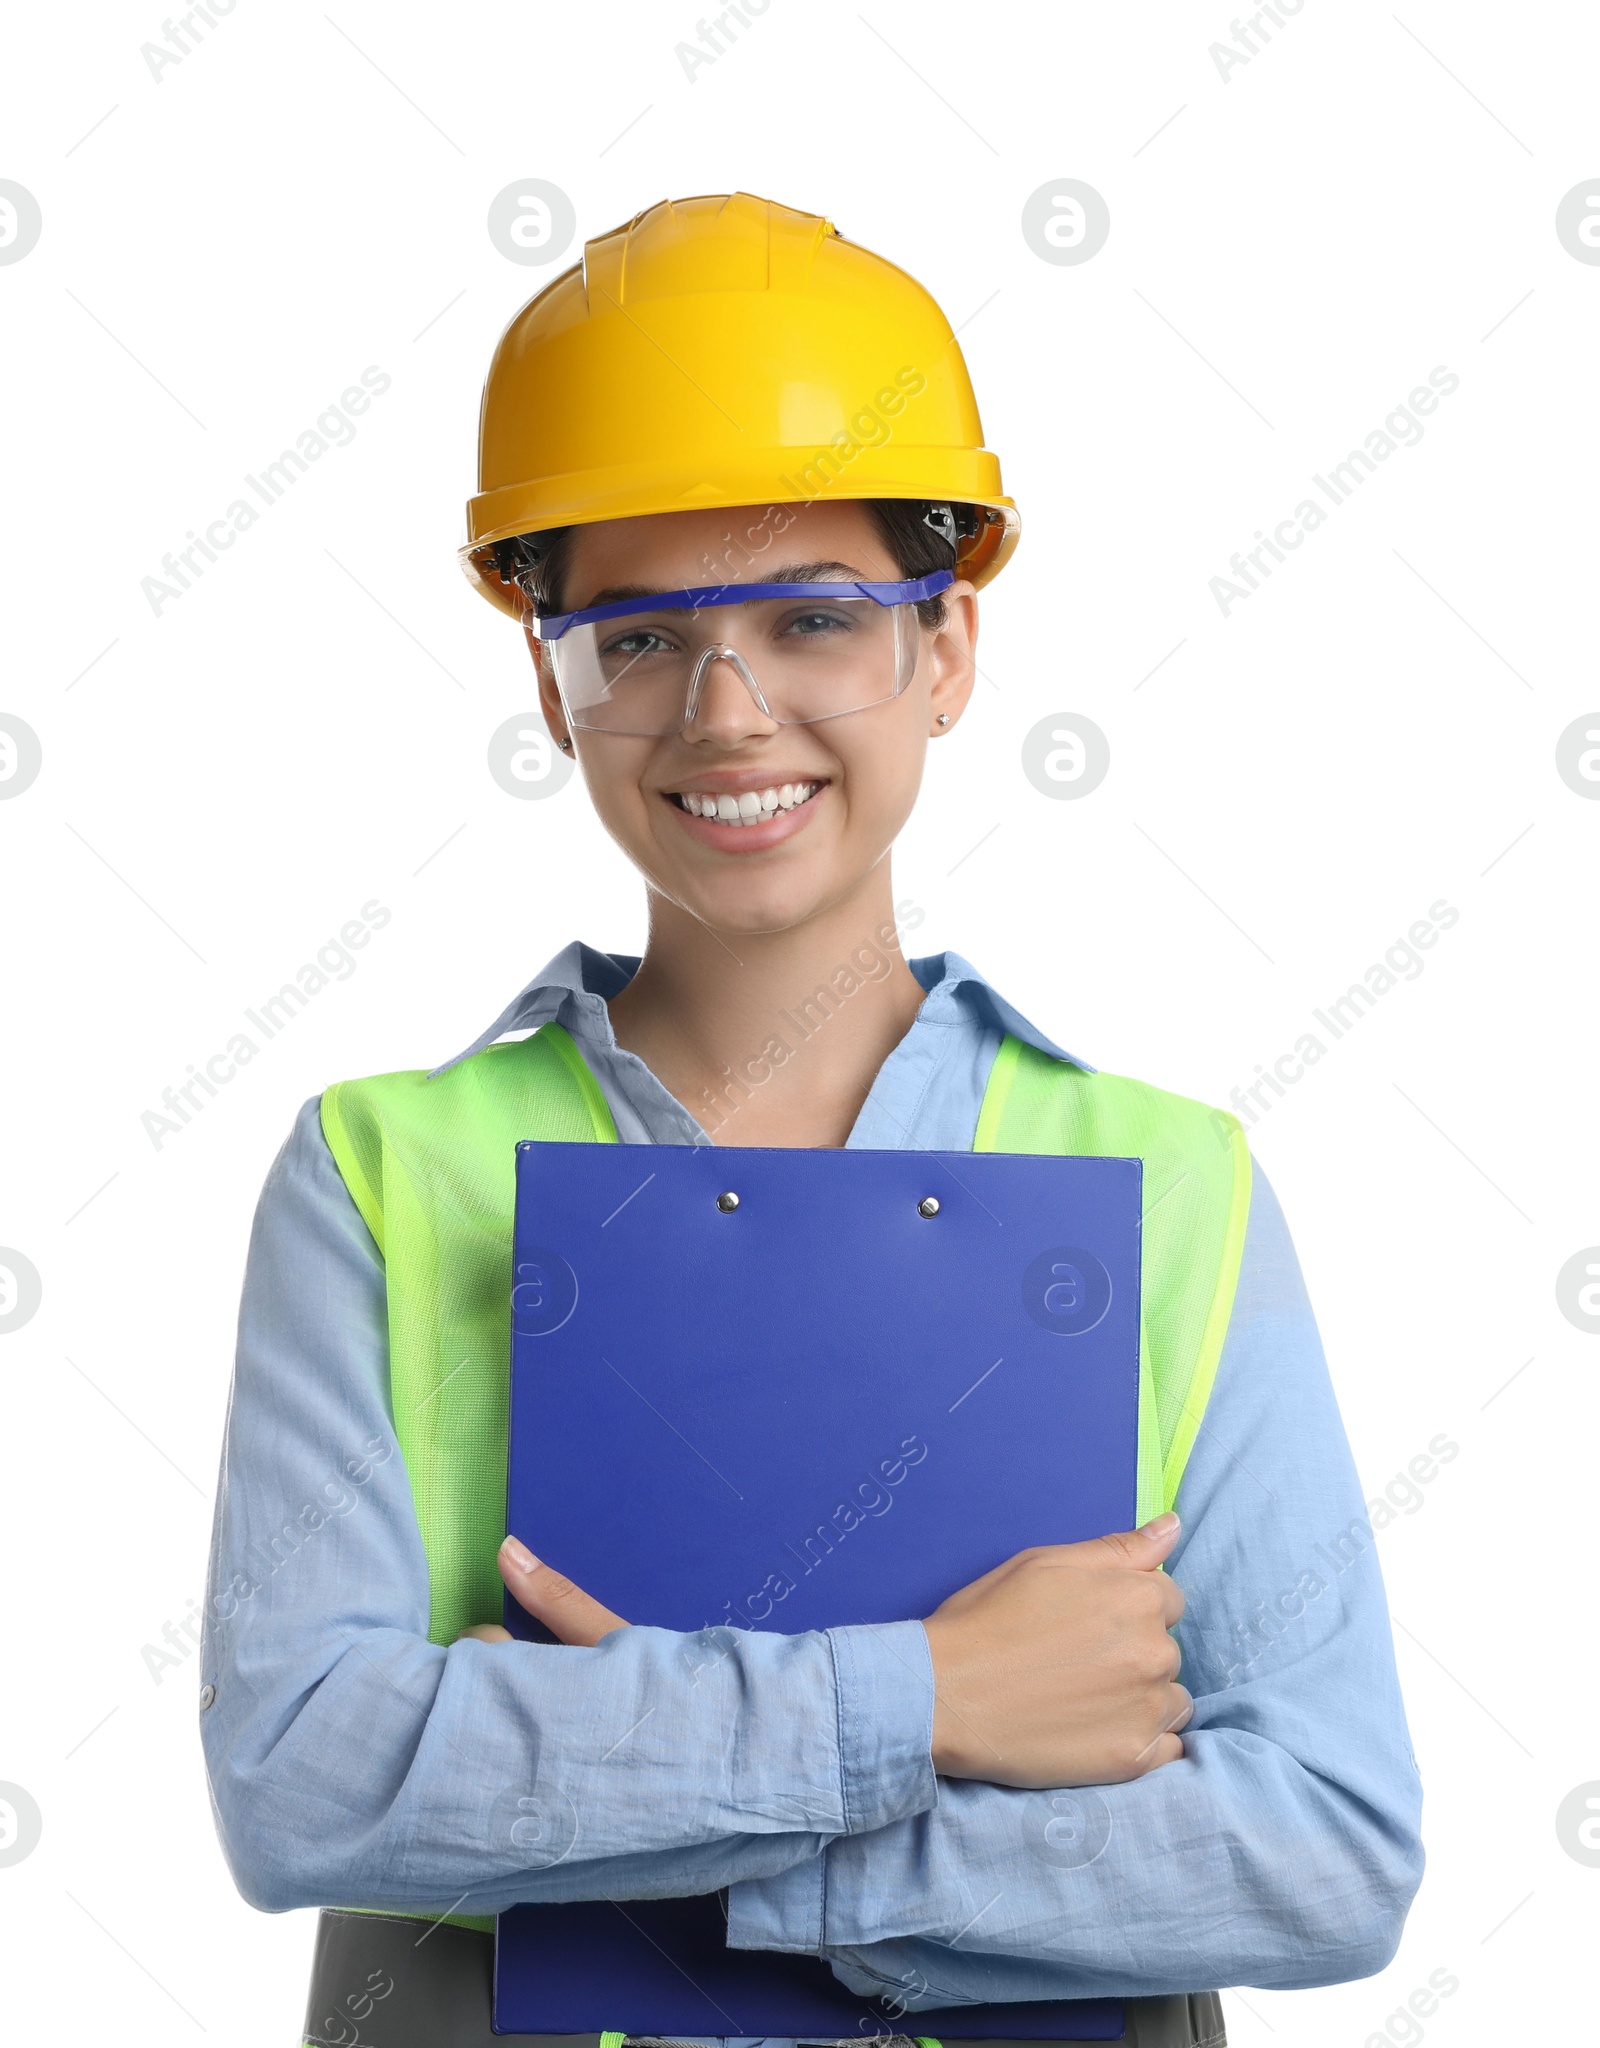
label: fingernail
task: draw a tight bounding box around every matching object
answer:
[501,1534,539,1573]
[1142,1512,1180,1538]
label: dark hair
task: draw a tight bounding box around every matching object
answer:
[492,499,975,628]
[864,500,963,628]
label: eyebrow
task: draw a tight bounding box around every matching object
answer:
[576,561,870,608]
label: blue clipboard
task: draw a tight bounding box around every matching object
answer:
[494,1140,1142,2040]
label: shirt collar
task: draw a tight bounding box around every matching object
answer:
[903,950,1094,1071]
[429,938,1094,1078]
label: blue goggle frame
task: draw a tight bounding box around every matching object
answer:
[532,570,955,642]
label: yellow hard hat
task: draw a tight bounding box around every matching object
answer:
[462,190,1019,616]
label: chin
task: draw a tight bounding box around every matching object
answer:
[687,887,832,937]
[660,867,842,937]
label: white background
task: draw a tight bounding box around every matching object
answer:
[2,1,1597,2040]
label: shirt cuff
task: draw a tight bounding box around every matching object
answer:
[829,1619,938,1834]
[728,1620,938,1957]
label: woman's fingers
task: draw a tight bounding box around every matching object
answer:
[454,1541,630,1648]
[498,1535,630,1646]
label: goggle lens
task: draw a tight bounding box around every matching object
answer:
[528,574,950,738]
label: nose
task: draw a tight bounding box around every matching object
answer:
[681,645,780,743]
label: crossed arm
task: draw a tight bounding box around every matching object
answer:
[467,1513,1192,1792]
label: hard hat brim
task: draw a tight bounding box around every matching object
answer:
[462,461,1019,618]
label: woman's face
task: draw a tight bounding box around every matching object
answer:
[531,501,978,939]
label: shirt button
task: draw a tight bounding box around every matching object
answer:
[199,1683,216,1710]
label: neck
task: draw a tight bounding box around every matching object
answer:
[606,868,926,1147]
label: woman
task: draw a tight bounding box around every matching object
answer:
[200,190,1422,2048]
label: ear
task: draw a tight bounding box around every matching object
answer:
[926,583,979,736]
[527,627,572,748]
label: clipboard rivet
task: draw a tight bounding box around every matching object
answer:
[716,1191,740,1212]
[917,1197,941,1218]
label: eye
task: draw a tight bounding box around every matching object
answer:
[601,627,678,660]
[780,607,854,639]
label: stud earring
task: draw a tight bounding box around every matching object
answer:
[936,713,951,727]
[558,736,574,752]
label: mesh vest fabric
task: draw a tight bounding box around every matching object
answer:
[974,1035,1252,1521]
[313,1019,1250,1955]
[320,1023,618,1658]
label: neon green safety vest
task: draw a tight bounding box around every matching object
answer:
[316,1021,1251,1957]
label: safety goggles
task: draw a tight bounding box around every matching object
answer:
[528,572,952,737]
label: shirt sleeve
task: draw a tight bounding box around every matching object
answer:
[724,1159,1425,2000]
[199,1097,937,1917]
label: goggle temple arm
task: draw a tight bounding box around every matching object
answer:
[531,570,955,643]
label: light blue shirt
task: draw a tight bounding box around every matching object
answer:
[199,941,1422,2014]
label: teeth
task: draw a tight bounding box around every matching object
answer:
[678,782,818,825]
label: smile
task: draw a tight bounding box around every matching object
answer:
[670,781,822,826]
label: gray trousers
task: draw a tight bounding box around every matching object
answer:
[302,1910,1226,2048]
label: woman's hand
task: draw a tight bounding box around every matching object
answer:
[923,1513,1192,1788]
